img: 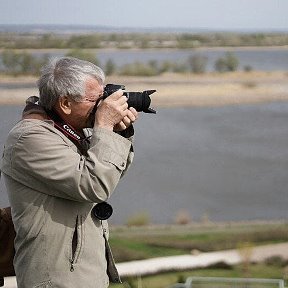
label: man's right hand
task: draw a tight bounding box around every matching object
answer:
[94,90,129,131]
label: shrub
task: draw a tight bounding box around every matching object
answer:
[65,49,99,66]
[159,60,174,73]
[105,59,117,76]
[126,212,150,227]
[120,62,159,76]
[242,81,257,89]
[265,256,287,267]
[215,52,239,72]
[243,65,253,72]
[206,261,233,270]
[171,62,189,73]
[175,209,191,225]
[1,50,49,75]
[188,54,208,74]
[66,35,101,49]
[177,274,186,283]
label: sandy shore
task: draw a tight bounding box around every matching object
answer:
[0,71,288,107]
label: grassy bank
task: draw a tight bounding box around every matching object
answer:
[111,264,287,288]
[109,221,288,262]
[109,221,288,287]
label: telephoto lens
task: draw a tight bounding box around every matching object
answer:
[103,84,156,113]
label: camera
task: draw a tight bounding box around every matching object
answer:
[103,84,156,114]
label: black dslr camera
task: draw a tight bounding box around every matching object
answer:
[103,84,156,114]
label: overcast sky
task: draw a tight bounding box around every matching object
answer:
[0,0,287,31]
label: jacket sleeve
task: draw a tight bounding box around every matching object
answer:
[8,123,134,203]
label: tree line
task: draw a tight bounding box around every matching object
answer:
[0,32,288,49]
[0,49,244,76]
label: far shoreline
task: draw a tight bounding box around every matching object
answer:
[1,45,288,54]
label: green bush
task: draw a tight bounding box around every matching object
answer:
[126,212,150,227]
[120,62,159,76]
[104,59,117,76]
[206,261,233,270]
[264,256,287,267]
[188,54,208,74]
[66,35,101,49]
[1,50,49,75]
[65,49,100,66]
[243,65,253,72]
[215,52,239,72]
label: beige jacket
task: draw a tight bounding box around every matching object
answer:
[1,115,134,288]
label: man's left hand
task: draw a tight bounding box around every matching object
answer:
[114,107,138,132]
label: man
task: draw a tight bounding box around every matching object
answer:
[1,57,138,288]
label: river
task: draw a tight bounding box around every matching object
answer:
[1,103,287,224]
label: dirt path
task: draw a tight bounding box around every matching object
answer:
[116,242,288,277]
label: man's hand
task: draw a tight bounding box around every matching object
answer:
[114,107,138,132]
[94,90,138,131]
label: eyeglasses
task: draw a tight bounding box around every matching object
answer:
[78,94,103,103]
[81,98,98,103]
[72,92,104,104]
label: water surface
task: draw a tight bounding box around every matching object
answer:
[1,103,287,224]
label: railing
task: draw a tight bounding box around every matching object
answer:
[170,276,285,288]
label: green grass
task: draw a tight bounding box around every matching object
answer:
[109,222,288,262]
[108,222,288,287]
[110,237,185,262]
[111,263,287,288]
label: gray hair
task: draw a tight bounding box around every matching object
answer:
[38,57,105,110]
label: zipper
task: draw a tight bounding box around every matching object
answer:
[70,215,83,272]
[70,259,75,272]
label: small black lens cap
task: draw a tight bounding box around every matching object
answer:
[92,202,113,220]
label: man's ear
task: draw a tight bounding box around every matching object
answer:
[58,96,72,115]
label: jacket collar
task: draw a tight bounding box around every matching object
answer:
[22,96,90,155]
[22,96,49,121]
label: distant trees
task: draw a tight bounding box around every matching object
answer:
[1,32,288,50]
[104,59,117,76]
[0,49,242,76]
[1,50,49,75]
[120,61,160,76]
[214,52,239,72]
[66,35,101,49]
[188,54,208,74]
[65,49,99,66]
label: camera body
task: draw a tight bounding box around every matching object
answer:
[103,84,156,114]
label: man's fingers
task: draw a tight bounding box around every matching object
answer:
[107,89,124,100]
[128,107,138,120]
[126,110,136,122]
[104,90,128,109]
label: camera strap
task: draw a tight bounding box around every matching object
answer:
[46,110,90,155]
[22,96,90,154]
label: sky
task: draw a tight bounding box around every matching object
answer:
[0,0,288,31]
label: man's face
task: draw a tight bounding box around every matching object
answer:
[68,77,104,130]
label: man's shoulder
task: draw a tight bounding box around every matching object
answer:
[12,118,53,130]
[7,119,70,145]
[7,119,52,137]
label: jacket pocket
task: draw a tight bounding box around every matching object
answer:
[103,150,127,172]
[69,215,84,272]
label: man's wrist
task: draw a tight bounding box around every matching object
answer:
[116,125,134,138]
[94,123,114,131]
